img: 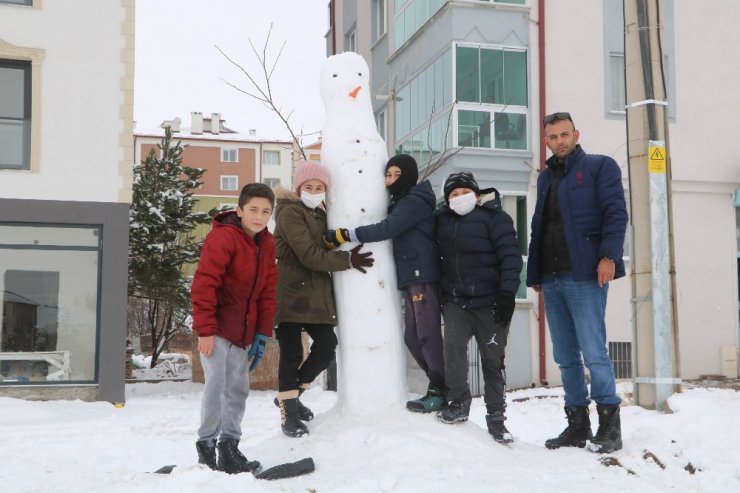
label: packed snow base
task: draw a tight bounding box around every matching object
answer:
[2,382,738,492]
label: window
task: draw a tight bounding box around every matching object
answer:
[0,0,33,5]
[0,224,101,383]
[263,150,280,165]
[501,194,528,299]
[0,60,31,169]
[393,0,445,50]
[375,109,386,142]
[608,53,626,113]
[263,178,280,188]
[346,28,357,52]
[373,0,386,41]
[220,175,238,191]
[221,148,237,162]
[454,44,529,150]
[609,341,633,379]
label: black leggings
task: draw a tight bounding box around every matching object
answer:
[275,322,337,392]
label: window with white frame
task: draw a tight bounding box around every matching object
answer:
[263,177,280,188]
[221,148,237,162]
[500,194,528,299]
[263,150,280,165]
[455,44,529,150]
[0,0,33,5]
[375,109,386,142]
[373,0,386,41]
[0,59,31,169]
[220,175,238,191]
[346,28,357,52]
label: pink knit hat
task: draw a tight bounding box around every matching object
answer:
[293,160,331,194]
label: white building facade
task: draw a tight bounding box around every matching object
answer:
[0,0,134,402]
[329,0,740,393]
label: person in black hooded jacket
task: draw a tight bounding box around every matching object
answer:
[324,154,445,413]
[434,171,522,445]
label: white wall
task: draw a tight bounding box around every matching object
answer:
[542,0,740,382]
[0,0,129,203]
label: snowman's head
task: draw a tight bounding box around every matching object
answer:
[320,52,371,112]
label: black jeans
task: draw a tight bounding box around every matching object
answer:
[275,322,337,392]
[441,303,510,415]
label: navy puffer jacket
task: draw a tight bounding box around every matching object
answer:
[526,145,628,286]
[436,188,522,309]
[355,180,441,289]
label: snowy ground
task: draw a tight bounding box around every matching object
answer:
[2,381,739,492]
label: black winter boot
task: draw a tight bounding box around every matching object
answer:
[279,391,309,438]
[436,400,470,424]
[545,406,593,449]
[195,439,217,470]
[273,387,314,421]
[216,438,261,474]
[588,404,622,453]
[485,414,514,444]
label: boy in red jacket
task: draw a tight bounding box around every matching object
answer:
[191,183,277,474]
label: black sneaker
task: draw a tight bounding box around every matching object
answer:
[436,401,469,424]
[486,415,514,444]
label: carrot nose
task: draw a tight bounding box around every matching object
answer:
[349,85,361,98]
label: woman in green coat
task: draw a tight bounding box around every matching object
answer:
[272,160,373,437]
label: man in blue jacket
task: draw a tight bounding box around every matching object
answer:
[527,112,628,454]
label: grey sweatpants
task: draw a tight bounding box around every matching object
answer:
[197,335,251,442]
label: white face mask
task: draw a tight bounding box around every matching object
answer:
[300,191,326,209]
[449,192,477,216]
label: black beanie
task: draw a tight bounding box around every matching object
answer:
[385,154,418,196]
[443,171,480,203]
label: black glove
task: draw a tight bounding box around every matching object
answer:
[493,292,515,326]
[323,228,351,248]
[349,244,374,273]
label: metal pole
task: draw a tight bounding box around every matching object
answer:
[624,0,681,411]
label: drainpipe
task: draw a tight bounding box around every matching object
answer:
[537,0,548,386]
[330,0,336,55]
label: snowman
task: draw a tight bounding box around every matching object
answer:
[319,52,407,414]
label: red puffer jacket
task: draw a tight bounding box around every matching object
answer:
[191,211,277,348]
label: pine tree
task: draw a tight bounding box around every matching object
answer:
[128,127,211,367]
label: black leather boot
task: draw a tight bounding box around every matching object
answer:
[195,439,217,470]
[588,404,622,453]
[278,391,309,438]
[216,438,261,474]
[545,406,593,449]
[273,387,314,421]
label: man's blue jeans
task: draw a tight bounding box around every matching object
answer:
[542,273,621,408]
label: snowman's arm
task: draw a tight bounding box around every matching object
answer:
[277,207,351,272]
[353,194,428,244]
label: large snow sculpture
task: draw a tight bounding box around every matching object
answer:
[319,52,406,414]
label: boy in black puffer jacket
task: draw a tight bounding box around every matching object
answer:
[435,171,522,444]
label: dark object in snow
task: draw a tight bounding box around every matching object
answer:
[598,456,636,476]
[642,450,666,469]
[255,457,315,480]
[153,464,177,474]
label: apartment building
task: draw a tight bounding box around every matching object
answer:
[0,0,134,402]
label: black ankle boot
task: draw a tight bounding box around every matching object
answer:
[545,406,593,449]
[216,438,261,474]
[588,404,622,453]
[279,395,309,438]
[195,439,217,470]
[273,387,314,421]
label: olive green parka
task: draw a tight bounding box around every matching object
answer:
[273,187,351,326]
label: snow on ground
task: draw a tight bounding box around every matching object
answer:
[1,382,738,493]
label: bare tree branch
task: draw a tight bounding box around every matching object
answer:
[216,23,307,161]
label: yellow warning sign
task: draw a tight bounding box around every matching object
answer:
[648,145,666,173]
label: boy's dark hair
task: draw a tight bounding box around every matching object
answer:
[238,183,275,209]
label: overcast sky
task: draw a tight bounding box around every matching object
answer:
[134,0,328,142]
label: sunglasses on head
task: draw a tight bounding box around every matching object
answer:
[542,112,572,126]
